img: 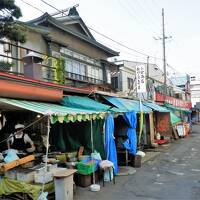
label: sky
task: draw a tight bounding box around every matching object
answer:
[15,0,200,77]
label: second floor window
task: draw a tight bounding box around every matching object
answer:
[65,59,86,76]
[59,47,105,83]
[111,77,118,89]
[128,77,134,90]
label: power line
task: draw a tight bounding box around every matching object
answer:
[39,0,163,61]
[133,0,161,31]
[24,0,162,60]
[151,0,161,11]
[117,0,158,36]
[19,0,44,14]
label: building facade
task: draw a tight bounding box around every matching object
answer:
[190,76,200,106]
[0,7,118,92]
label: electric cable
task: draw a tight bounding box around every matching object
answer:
[18,0,183,76]
[19,0,45,14]
[38,0,163,60]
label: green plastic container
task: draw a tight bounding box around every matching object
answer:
[76,161,96,175]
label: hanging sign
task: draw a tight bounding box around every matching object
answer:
[136,65,146,93]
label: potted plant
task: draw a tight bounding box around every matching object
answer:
[0,60,14,71]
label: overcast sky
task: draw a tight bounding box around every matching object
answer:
[15,0,200,77]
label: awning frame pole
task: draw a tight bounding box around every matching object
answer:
[41,115,50,193]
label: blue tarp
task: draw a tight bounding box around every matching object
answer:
[123,111,137,155]
[143,102,169,112]
[105,114,118,175]
[104,96,152,113]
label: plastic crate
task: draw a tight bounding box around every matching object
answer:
[76,159,99,175]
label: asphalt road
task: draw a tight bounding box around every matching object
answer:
[74,125,200,200]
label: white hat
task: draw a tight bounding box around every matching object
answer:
[15,124,25,129]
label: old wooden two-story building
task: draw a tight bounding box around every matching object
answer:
[0,7,119,100]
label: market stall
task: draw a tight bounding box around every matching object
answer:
[143,102,171,145]
[102,96,152,166]
[165,104,191,138]
[0,97,120,198]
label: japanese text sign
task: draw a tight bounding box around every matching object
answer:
[136,65,146,93]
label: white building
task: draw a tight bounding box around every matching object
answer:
[111,60,171,100]
[190,75,200,106]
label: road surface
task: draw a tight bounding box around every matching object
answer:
[74,125,200,200]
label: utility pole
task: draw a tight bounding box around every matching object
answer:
[154,8,171,102]
[162,8,167,100]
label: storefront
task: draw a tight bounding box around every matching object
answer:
[143,102,171,143]
[0,97,120,198]
[101,96,152,165]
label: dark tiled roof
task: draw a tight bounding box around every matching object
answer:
[27,13,119,57]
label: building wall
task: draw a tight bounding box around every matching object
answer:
[190,79,200,106]
[21,31,47,53]
[47,25,111,60]
[18,31,48,73]
[112,60,170,98]
[10,25,114,85]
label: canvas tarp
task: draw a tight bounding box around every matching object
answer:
[105,114,118,174]
[50,119,106,159]
[0,97,107,123]
[0,177,54,200]
[165,104,191,113]
[143,102,169,112]
[123,111,137,155]
[61,96,114,111]
[104,96,152,113]
[170,112,182,125]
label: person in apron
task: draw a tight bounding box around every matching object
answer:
[7,124,35,153]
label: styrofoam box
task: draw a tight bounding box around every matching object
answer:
[17,170,35,183]
[34,171,53,184]
[47,164,58,172]
[5,170,17,180]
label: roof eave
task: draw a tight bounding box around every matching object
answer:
[27,13,119,57]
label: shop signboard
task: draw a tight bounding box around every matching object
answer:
[136,65,146,93]
[155,92,192,109]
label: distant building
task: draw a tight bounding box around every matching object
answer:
[170,75,191,101]
[190,75,200,106]
[111,60,171,100]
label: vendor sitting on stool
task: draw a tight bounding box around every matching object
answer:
[7,124,35,153]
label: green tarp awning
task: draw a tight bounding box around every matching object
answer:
[170,112,182,125]
[104,96,152,113]
[61,96,118,112]
[143,102,169,112]
[0,97,107,123]
[165,104,192,113]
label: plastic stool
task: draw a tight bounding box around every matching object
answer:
[99,160,115,186]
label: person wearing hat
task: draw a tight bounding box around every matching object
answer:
[7,124,35,153]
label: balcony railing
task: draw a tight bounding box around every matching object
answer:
[0,41,104,86]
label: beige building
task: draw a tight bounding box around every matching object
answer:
[1,7,118,88]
